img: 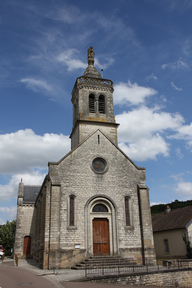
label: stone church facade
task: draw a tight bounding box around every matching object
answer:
[14,47,156,269]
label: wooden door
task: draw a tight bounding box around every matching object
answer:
[23,236,31,255]
[93,218,110,255]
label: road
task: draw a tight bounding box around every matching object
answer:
[60,281,171,288]
[0,263,62,288]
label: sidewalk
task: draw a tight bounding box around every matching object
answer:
[1,257,86,282]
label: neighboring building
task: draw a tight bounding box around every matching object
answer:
[152,206,192,258]
[14,47,155,269]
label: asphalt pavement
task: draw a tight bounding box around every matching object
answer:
[0,257,171,288]
[0,262,62,288]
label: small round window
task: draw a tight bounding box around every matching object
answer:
[92,157,106,173]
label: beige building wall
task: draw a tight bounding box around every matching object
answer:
[187,221,192,244]
[153,228,187,258]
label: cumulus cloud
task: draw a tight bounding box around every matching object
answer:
[162,58,188,70]
[116,106,184,161]
[174,181,192,198]
[113,81,157,106]
[0,171,45,202]
[0,129,71,174]
[20,78,53,92]
[119,135,169,161]
[0,207,17,223]
[169,123,192,149]
[171,82,183,91]
[57,49,87,71]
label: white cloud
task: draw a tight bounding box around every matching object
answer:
[169,122,192,149]
[0,129,70,174]
[146,73,157,80]
[0,171,45,202]
[0,207,17,221]
[150,202,165,206]
[160,95,167,102]
[57,49,87,71]
[113,81,157,106]
[20,78,52,92]
[119,134,169,161]
[116,106,184,142]
[171,82,183,91]
[94,57,115,70]
[174,181,192,198]
[116,106,184,161]
[162,58,188,70]
[175,147,184,159]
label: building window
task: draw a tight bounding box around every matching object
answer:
[164,239,169,253]
[99,95,105,114]
[70,195,75,226]
[89,94,95,113]
[125,197,130,226]
[93,203,108,212]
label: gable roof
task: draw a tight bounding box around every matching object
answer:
[152,206,192,232]
[48,129,145,171]
[23,186,41,203]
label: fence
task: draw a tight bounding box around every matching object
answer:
[85,257,192,278]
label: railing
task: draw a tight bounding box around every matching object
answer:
[85,257,192,278]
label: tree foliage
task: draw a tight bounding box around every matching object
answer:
[151,199,192,215]
[0,220,16,256]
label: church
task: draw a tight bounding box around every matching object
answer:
[14,47,156,269]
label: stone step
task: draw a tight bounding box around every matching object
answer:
[71,257,136,270]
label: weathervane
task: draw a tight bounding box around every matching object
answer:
[87,46,95,66]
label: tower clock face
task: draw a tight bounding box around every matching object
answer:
[92,158,106,173]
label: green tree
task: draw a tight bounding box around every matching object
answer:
[0,220,16,256]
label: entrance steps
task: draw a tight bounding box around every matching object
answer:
[71,256,136,270]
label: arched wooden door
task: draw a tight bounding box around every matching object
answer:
[23,236,31,256]
[93,218,110,255]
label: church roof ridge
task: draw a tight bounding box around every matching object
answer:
[48,129,145,171]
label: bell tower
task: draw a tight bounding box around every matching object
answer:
[70,47,119,150]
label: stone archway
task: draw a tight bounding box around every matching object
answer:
[85,196,118,256]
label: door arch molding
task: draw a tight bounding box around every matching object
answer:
[84,195,118,256]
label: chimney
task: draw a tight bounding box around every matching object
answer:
[165,205,171,213]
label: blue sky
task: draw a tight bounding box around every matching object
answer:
[1,0,192,224]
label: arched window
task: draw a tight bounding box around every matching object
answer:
[89,94,95,113]
[70,195,75,226]
[92,203,108,212]
[125,197,130,226]
[99,95,105,114]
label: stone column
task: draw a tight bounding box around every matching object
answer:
[137,184,156,265]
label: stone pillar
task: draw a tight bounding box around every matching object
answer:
[14,180,24,257]
[48,185,61,269]
[137,184,156,265]
[18,179,24,205]
[42,183,51,269]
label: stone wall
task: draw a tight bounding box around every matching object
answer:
[88,269,192,287]
[48,129,155,267]
[14,204,36,258]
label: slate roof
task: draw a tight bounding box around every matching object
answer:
[23,186,41,203]
[152,206,192,232]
